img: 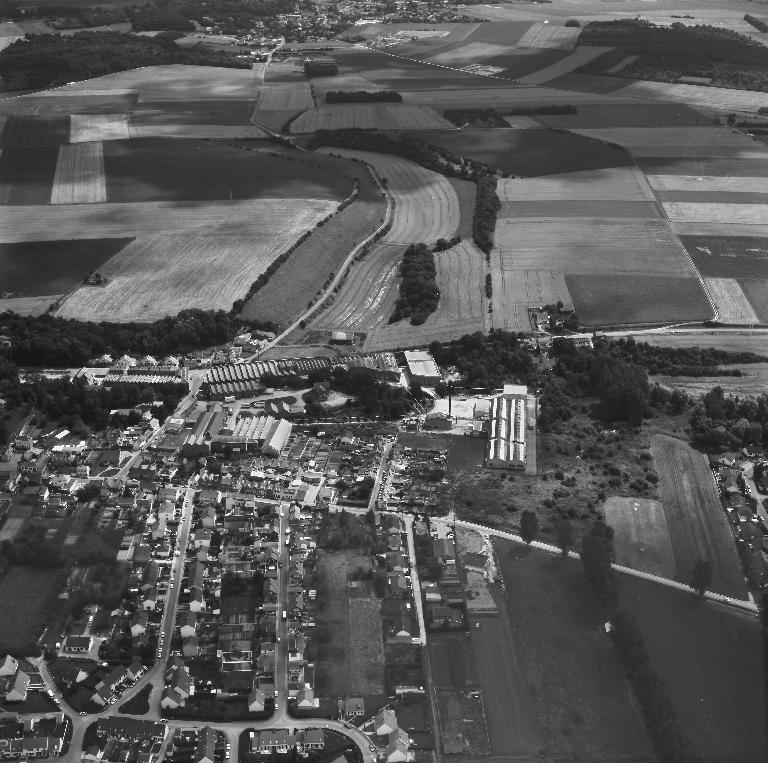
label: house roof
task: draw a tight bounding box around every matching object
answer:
[374,708,398,734]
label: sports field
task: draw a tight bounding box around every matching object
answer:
[604,496,675,579]
[496,541,652,759]
[651,435,747,600]
[289,103,452,132]
[55,200,335,322]
[618,574,765,763]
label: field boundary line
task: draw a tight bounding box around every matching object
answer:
[445,519,759,615]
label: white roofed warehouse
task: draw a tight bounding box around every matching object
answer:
[486,384,530,471]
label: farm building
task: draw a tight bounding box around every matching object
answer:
[403,350,442,387]
[486,385,529,471]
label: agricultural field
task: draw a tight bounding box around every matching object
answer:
[102,139,351,203]
[289,104,452,133]
[651,435,747,600]
[69,114,129,143]
[0,114,70,147]
[0,146,59,205]
[54,200,335,322]
[647,175,768,196]
[613,80,768,114]
[518,46,612,85]
[447,177,476,239]
[516,21,582,50]
[0,567,63,651]
[50,142,107,204]
[703,277,760,325]
[500,199,659,218]
[126,125,266,139]
[739,279,768,323]
[242,153,386,328]
[662,202,768,225]
[618,574,765,763]
[535,103,712,129]
[491,268,572,332]
[652,362,768,398]
[347,597,385,696]
[129,100,254,127]
[497,542,653,760]
[0,238,131,296]
[634,332,768,355]
[604,496,676,579]
[0,295,58,315]
[0,93,138,117]
[409,128,633,176]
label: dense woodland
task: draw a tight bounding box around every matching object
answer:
[0,31,247,90]
[690,387,768,452]
[578,20,768,92]
[390,244,440,325]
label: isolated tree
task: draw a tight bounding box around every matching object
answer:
[555,518,575,557]
[519,510,539,546]
[689,558,712,598]
[581,531,618,611]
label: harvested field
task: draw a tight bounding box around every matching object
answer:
[491,266,572,332]
[603,497,676,579]
[739,279,768,323]
[409,128,633,176]
[126,124,267,139]
[566,274,712,325]
[488,48,572,80]
[254,80,313,113]
[618,575,765,763]
[500,199,658,218]
[651,434,747,599]
[495,219,692,275]
[243,154,387,328]
[0,295,58,315]
[497,542,653,759]
[518,46,612,85]
[535,102,712,128]
[103,139,351,203]
[0,93,138,117]
[320,148,459,243]
[0,238,131,296]
[516,22,581,50]
[51,142,107,204]
[313,243,403,332]
[652,362,768,398]
[425,42,515,67]
[703,277,759,324]
[55,200,334,322]
[662,202,768,225]
[646,175,768,195]
[69,114,129,143]
[633,332,768,355]
[347,598,385,696]
[614,80,768,114]
[0,146,58,205]
[498,166,656,202]
[672,222,768,239]
[656,190,768,205]
[0,114,69,147]
[130,100,254,126]
[682,235,768,278]
[289,103,452,132]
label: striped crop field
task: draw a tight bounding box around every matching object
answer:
[400,86,619,110]
[55,199,334,322]
[497,167,657,202]
[703,277,759,324]
[491,266,572,332]
[69,114,129,143]
[518,47,612,85]
[662,203,768,225]
[426,42,516,66]
[127,124,267,139]
[646,175,768,195]
[50,142,106,204]
[516,22,581,50]
[738,279,768,323]
[289,103,452,132]
[614,80,768,113]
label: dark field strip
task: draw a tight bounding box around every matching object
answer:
[566,274,713,326]
[0,238,132,296]
[639,157,768,176]
[544,72,631,94]
[657,189,768,205]
[103,138,352,203]
[681,234,768,278]
[537,102,712,128]
[618,574,765,763]
[500,199,659,218]
[739,278,768,323]
[487,49,571,79]
[0,145,58,204]
[0,114,69,147]
[0,94,137,116]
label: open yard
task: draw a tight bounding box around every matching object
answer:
[347,597,384,696]
[651,435,747,600]
[0,238,131,296]
[496,541,653,760]
[0,566,63,651]
[289,103,452,133]
[53,199,335,322]
[619,574,765,762]
[51,142,107,204]
[102,139,351,203]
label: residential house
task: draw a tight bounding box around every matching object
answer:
[0,671,29,703]
[386,728,412,762]
[248,686,266,712]
[374,708,398,736]
[195,726,216,763]
[295,687,317,708]
[177,611,197,639]
[0,656,18,676]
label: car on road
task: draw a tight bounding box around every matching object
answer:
[79,711,87,716]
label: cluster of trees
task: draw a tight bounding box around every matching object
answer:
[390,243,440,325]
[744,14,768,33]
[0,309,270,368]
[326,90,402,103]
[430,330,536,389]
[578,19,768,92]
[177,0,294,26]
[580,520,702,762]
[330,367,412,419]
[689,387,768,452]
[0,527,66,569]
[473,175,501,255]
[0,31,248,91]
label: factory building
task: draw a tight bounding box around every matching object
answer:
[486,385,529,470]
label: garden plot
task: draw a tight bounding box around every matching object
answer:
[497,167,657,202]
[56,200,334,322]
[518,46,612,85]
[516,22,581,49]
[69,114,129,143]
[614,80,768,113]
[50,142,107,204]
[289,103,452,133]
[662,203,768,225]
[347,598,385,696]
[703,277,759,324]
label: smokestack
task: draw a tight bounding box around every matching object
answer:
[448,382,452,418]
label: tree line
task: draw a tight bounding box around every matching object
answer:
[325,90,402,103]
[390,243,440,326]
